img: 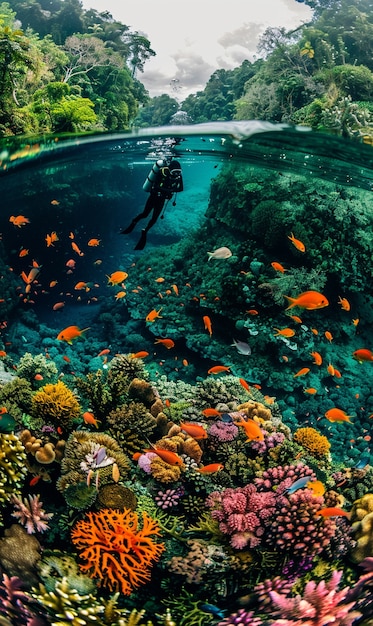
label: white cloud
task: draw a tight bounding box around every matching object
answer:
[82,0,312,97]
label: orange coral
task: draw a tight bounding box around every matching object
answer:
[293,427,331,459]
[71,507,164,595]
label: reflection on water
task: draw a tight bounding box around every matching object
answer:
[0,121,372,624]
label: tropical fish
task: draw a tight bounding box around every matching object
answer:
[207,365,230,374]
[311,351,323,366]
[325,408,353,423]
[202,408,221,418]
[155,277,165,283]
[200,604,225,619]
[274,327,295,338]
[234,417,264,442]
[88,238,101,246]
[325,330,333,342]
[271,261,287,273]
[180,422,207,439]
[154,338,175,349]
[286,476,311,494]
[307,480,325,497]
[143,447,183,466]
[115,291,126,300]
[65,259,76,269]
[353,349,373,363]
[231,338,251,355]
[293,367,310,378]
[203,315,212,336]
[34,374,43,381]
[9,215,30,227]
[71,241,84,256]
[21,267,40,285]
[107,271,128,285]
[18,248,29,257]
[304,387,318,395]
[97,349,110,357]
[289,315,303,324]
[197,464,224,474]
[338,296,351,311]
[52,302,65,311]
[45,232,59,247]
[246,309,259,315]
[316,507,350,519]
[288,232,305,252]
[50,199,60,205]
[57,325,90,344]
[171,284,179,295]
[131,351,149,359]
[74,281,91,292]
[146,308,163,322]
[327,363,335,376]
[239,378,251,393]
[284,291,329,311]
[354,454,371,470]
[207,246,232,261]
[82,411,101,428]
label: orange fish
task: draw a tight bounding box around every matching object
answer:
[115,291,126,300]
[285,291,329,310]
[74,281,91,292]
[107,271,128,286]
[325,331,333,342]
[203,315,212,336]
[71,241,84,256]
[234,417,264,442]
[338,296,350,311]
[271,261,287,273]
[288,232,305,252]
[311,327,319,335]
[46,232,59,247]
[62,355,70,362]
[143,447,183,466]
[52,302,65,311]
[29,475,42,486]
[57,325,90,344]
[9,215,30,227]
[353,349,373,363]
[97,349,110,357]
[50,199,60,206]
[246,309,259,315]
[21,267,40,285]
[66,259,76,269]
[289,315,302,324]
[207,365,230,374]
[88,238,100,246]
[171,284,179,295]
[202,408,221,418]
[182,359,189,366]
[325,408,353,423]
[180,422,207,439]
[327,363,335,376]
[352,318,359,326]
[49,280,58,288]
[131,351,149,359]
[0,351,7,358]
[155,277,165,283]
[34,374,43,381]
[293,367,310,378]
[82,411,101,428]
[154,338,175,349]
[239,378,251,393]
[311,351,323,366]
[274,327,295,338]
[316,507,350,519]
[333,368,342,378]
[18,248,29,257]
[197,463,224,474]
[146,308,163,322]
[304,387,318,395]
[307,480,325,497]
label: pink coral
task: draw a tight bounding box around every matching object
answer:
[11,494,53,534]
[207,421,239,442]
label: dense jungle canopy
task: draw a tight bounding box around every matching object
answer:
[1,0,373,139]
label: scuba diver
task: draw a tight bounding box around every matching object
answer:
[121,157,183,250]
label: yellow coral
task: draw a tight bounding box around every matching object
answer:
[150,456,182,483]
[0,433,27,505]
[350,493,373,563]
[32,380,81,427]
[237,400,272,422]
[293,427,331,459]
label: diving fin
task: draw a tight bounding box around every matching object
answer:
[120,220,136,235]
[134,229,147,250]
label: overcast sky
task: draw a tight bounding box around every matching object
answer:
[81,0,312,99]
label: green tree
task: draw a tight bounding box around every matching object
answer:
[134,94,179,127]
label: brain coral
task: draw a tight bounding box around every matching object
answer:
[293,427,331,459]
[71,507,164,594]
[31,380,81,429]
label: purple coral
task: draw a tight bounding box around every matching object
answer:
[218,609,263,625]
[0,573,48,626]
[154,487,184,509]
[206,484,276,549]
[254,463,316,494]
[250,431,286,454]
[11,494,53,534]
[208,421,239,442]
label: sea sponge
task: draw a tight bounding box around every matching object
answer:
[237,400,273,422]
[96,484,137,511]
[31,380,81,429]
[0,524,41,586]
[106,401,157,456]
[293,427,331,459]
[150,456,182,484]
[350,493,373,563]
[128,377,157,407]
[71,508,164,595]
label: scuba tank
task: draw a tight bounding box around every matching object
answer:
[142,159,166,192]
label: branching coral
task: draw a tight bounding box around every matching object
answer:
[0,573,48,626]
[31,380,81,429]
[71,508,165,594]
[11,494,53,534]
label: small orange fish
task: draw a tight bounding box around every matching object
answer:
[207,365,230,375]
[146,308,163,323]
[82,411,101,428]
[66,259,76,269]
[271,261,287,273]
[203,315,212,336]
[45,232,59,247]
[50,199,60,206]
[239,378,251,393]
[34,374,43,381]
[325,331,333,342]
[284,291,329,311]
[293,367,310,378]
[131,351,149,359]
[18,248,29,257]
[338,296,350,311]
[246,309,259,315]
[307,480,325,497]
[9,215,30,227]
[316,507,350,519]
[327,363,335,376]
[288,315,302,324]
[62,355,70,362]
[115,291,126,300]
[311,351,323,366]
[180,422,207,439]
[202,408,221,418]
[97,349,110,357]
[288,232,305,252]
[155,277,165,283]
[49,280,58,288]
[304,387,318,395]
[274,327,295,338]
[353,348,373,362]
[107,271,128,285]
[197,463,224,474]
[29,475,42,486]
[52,302,65,311]
[311,327,319,335]
[325,408,353,423]
[234,417,264,442]
[171,284,179,295]
[333,368,342,378]
[88,238,100,246]
[154,338,175,349]
[143,447,183,466]
[182,359,189,366]
[57,325,89,344]
[352,318,359,326]
[71,241,84,256]
[74,281,91,292]
[0,351,7,358]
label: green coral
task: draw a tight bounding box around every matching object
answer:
[31,577,105,625]
[106,401,157,456]
[16,352,58,386]
[0,377,33,424]
[37,551,96,594]
[0,433,27,515]
[74,366,130,421]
